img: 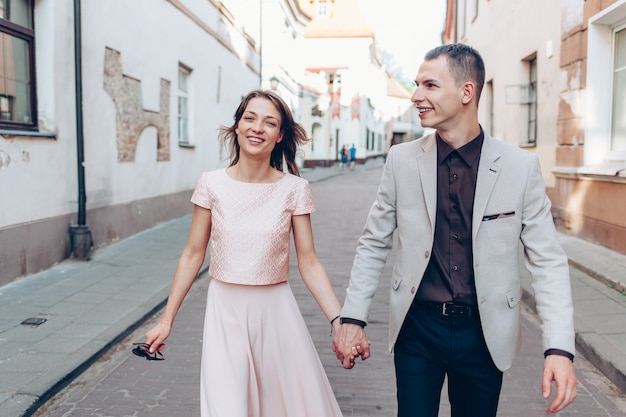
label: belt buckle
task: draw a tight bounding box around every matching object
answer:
[442,302,449,317]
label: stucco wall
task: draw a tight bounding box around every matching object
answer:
[456,0,562,189]
[0,0,260,283]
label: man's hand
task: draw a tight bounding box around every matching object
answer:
[332,323,371,369]
[542,354,577,414]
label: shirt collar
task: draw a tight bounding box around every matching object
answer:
[436,129,484,167]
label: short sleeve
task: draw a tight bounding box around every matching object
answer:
[294,180,316,215]
[190,173,212,209]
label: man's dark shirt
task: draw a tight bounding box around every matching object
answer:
[414,131,484,306]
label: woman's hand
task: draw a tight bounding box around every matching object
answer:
[145,321,171,353]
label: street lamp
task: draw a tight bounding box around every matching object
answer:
[270,75,279,89]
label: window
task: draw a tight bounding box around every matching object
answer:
[0,0,36,130]
[611,26,626,152]
[177,65,191,145]
[459,0,467,38]
[526,57,537,145]
[481,79,494,135]
[216,65,221,103]
[313,0,331,18]
[472,0,479,22]
[504,55,537,146]
[585,1,626,165]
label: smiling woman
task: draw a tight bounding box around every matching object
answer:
[142,89,345,417]
[219,89,309,179]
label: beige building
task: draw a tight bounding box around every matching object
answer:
[444,0,562,190]
[445,0,626,255]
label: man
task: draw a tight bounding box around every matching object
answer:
[349,143,357,170]
[333,43,577,416]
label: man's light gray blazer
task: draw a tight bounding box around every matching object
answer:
[341,132,575,371]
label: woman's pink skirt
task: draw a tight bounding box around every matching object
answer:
[200,279,343,417]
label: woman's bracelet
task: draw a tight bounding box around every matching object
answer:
[329,315,341,336]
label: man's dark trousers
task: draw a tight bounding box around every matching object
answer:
[394,302,503,417]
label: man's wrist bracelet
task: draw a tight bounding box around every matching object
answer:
[340,317,366,327]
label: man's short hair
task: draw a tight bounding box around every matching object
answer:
[424,43,485,103]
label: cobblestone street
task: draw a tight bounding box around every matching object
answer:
[30,167,626,417]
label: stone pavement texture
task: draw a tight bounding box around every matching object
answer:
[0,158,625,417]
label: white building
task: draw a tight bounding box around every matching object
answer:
[0,0,261,285]
[295,0,418,166]
[0,0,422,285]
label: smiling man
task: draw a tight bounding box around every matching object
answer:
[334,43,577,417]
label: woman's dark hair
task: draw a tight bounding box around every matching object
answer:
[219,89,309,176]
[424,43,485,103]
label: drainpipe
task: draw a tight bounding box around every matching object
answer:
[69,0,92,259]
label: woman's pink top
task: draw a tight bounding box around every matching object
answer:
[190,169,315,285]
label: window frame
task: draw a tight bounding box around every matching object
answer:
[585,1,626,166]
[610,24,626,154]
[526,56,537,145]
[177,64,192,146]
[313,0,331,18]
[0,1,37,131]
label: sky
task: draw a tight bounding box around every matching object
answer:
[356,0,447,81]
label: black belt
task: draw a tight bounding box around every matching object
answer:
[414,301,477,318]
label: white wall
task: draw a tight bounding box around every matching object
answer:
[457,0,561,187]
[0,0,77,227]
[82,0,259,208]
[0,0,260,229]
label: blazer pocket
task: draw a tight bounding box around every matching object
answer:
[506,288,521,308]
[482,211,515,221]
[391,275,402,291]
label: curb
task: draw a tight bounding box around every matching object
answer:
[521,269,626,395]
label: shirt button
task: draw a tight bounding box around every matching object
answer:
[452,174,458,180]
[452,265,459,271]
[452,234,458,240]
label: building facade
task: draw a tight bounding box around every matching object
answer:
[0,0,421,285]
[295,0,418,167]
[444,0,626,255]
[0,0,261,285]
[443,0,562,190]
[551,0,626,254]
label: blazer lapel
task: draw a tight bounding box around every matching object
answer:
[417,134,438,231]
[473,135,501,240]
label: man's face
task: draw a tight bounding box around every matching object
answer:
[410,56,465,131]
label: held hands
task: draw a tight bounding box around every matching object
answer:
[542,354,577,414]
[332,323,371,369]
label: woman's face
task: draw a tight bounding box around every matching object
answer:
[235,97,284,159]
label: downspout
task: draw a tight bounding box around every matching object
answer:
[259,0,263,86]
[69,0,92,259]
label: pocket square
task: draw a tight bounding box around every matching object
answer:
[482,211,515,221]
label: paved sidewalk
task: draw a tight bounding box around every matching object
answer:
[1,157,625,417]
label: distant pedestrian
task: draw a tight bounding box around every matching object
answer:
[349,144,356,170]
[340,144,348,168]
[144,89,344,417]
[333,43,577,417]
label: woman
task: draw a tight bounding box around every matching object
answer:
[144,89,344,416]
